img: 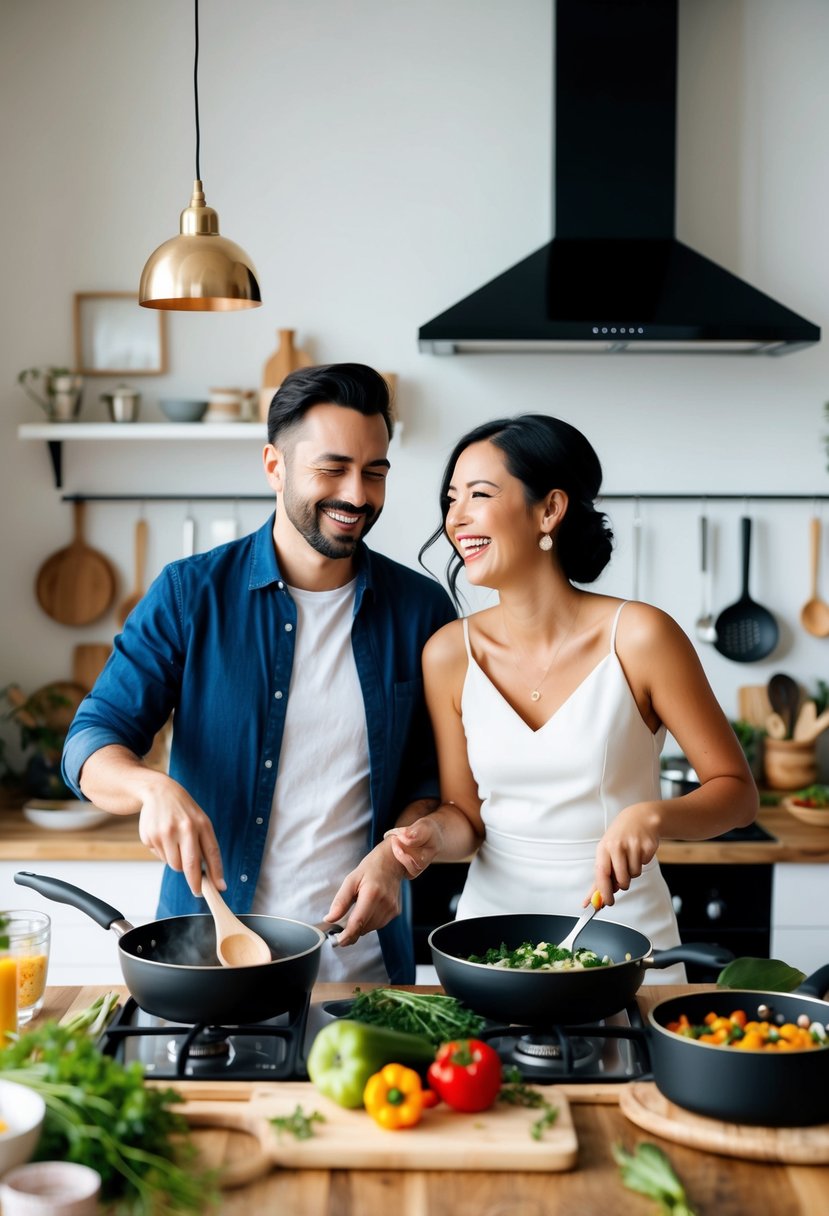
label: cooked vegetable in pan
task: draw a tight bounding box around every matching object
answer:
[467,940,613,971]
[667,1008,829,1050]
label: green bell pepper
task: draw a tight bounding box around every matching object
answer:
[306,1018,435,1108]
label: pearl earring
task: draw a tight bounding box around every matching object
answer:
[538,533,553,552]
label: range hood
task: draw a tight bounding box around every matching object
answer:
[419,0,819,356]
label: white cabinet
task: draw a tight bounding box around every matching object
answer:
[771,863,829,975]
[1,861,163,986]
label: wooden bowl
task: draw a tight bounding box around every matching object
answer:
[782,797,829,827]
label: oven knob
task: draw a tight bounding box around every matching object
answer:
[671,894,683,916]
[706,897,726,920]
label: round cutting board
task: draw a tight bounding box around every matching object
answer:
[36,501,116,625]
[619,1081,829,1163]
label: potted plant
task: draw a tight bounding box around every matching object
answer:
[0,684,73,800]
[17,366,84,421]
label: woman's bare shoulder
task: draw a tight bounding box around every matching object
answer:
[423,617,466,665]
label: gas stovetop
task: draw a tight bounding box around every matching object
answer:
[100,996,651,1085]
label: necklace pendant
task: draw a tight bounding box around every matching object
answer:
[530,690,541,702]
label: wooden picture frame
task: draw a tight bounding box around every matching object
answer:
[73,292,168,376]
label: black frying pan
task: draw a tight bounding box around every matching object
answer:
[15,871,339,1025]
[644,966,829,1126]
[714,516,779,662]
[429,913,731,1026]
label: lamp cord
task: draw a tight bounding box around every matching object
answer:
[193,0,201,180]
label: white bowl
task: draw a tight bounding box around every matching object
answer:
[0,1079,46,1175]
[22,800,110,832]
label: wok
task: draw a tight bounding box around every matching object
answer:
[429,913,732,1026]
[645,965,829,1126]
[15,871,339,1026]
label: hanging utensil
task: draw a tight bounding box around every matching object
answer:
[35,501,116,626]
[631,503,642,600]
[201,874,272,967]
[117,518,148,626]
[713,517,779,663]
[767,672,800,739]
[182,505,196,557]
[694,514,717,643]
[800,516,829,638]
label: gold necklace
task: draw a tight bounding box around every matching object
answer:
[501,601,582,702]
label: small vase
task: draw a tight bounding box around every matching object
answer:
[259,330,312,422]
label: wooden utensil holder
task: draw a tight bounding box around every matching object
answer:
[763,738,818,791]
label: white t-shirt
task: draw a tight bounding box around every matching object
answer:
[251,578,388,982]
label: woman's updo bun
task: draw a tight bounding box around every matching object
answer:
[556,498,614,584]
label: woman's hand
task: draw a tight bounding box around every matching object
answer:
[383,815,445,878]
[589,801,662,907]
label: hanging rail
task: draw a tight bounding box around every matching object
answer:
[60,494,273,503]
[58,492,829,505]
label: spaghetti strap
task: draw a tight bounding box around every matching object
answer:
[461,617,473,660]
[609,601,627,655]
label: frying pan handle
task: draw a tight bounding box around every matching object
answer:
[796,963,829,999]
[14,871,129,932]
[312,921,344,944]
[643,942,734,972]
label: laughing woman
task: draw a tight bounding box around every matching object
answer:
[385,415,757,979]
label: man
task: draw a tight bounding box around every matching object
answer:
[62,364,455,983]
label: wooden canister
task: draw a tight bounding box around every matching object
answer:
[763,738,818,790]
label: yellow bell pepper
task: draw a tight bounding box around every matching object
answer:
[363,1063,431,1130]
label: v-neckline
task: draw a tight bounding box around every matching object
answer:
[467,649,613,734]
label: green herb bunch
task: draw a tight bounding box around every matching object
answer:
[349,987,485,1048]
[0,1021,216,1214]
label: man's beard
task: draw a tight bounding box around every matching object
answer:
[282,488,380,559]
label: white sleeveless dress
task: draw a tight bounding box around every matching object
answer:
[455,602,685,983]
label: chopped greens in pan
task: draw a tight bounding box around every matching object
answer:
[467,940,613,971]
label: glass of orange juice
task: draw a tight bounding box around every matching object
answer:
[0,911,51,1025]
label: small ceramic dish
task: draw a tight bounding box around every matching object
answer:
[160,398,208,422]
[0,1161,101,1216]
[22,800,110,831]
[0,1079,46,1176]
[782,796,829,827]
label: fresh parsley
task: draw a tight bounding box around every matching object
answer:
[349,987,485,1048]
[613,1142,697,1215]
[270,1105,326,1141]
[498,1067,559,1139]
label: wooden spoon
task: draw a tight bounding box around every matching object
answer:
[800,517,829,638]
[117,519,148,626]
[793,700,818,742]
[201,875,272,967]
[768,673,800,739]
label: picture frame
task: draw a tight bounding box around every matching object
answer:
[73,292,168,376]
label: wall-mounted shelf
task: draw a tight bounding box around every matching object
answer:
[17,422,266,487]
[600,494,829,502]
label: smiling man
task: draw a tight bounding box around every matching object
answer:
[62,364,455,983]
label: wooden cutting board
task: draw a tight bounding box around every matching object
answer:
[180,1082,577,1182]
[737,685,773,728]
[35,501,116,626]
[619,1082,829,1163]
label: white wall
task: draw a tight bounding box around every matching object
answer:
[2,0,829,740]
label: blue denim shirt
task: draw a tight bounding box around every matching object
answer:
[62,514,455,983]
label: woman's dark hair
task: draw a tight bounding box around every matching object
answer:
[266,363,394,444]
[419,414,614,606]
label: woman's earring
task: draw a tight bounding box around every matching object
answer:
[538,533,553,552]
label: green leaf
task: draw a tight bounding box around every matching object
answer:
[717,957,806,992]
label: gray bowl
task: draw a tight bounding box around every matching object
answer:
[160,399,208,423]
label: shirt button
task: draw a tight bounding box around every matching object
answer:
[284,622,293,632]
[264,759,273,769]
[274,690,283,699]
[277,581,284,589]
[255,817,263,825]
[240,874,248,883]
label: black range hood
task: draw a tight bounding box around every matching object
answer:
[419,0,819,356]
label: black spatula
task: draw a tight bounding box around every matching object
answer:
[714,516,779,663]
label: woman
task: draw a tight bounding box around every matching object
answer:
[386,415,757,976]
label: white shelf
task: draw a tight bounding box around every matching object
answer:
[18,422,265,441]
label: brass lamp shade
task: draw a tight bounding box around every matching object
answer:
[140,180,261,311]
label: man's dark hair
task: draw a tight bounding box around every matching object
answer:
[266,363,394,445]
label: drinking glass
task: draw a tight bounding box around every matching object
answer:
[0,911,51,1025]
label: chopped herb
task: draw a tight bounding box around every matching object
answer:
[498,1067,558,1138]
[467,940,612,970]
[613,1141,697,1215]
[530,1105,559,1140]
[349,987,485,1048]
[270,1105,326,1141]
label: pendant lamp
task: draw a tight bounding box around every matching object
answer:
[139,0,261,311]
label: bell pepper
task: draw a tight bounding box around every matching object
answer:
[427,1039,502,1112]
[306,1018,435,1109]
[363,1062,435,1129]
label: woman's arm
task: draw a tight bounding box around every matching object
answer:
[591,602,757,906]
[385,622,485,876]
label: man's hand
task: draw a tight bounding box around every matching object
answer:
[324,839,408,947]
[138,778,225,898]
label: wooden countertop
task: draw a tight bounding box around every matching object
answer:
[34,983,828,1215]
[3,803,828,864]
